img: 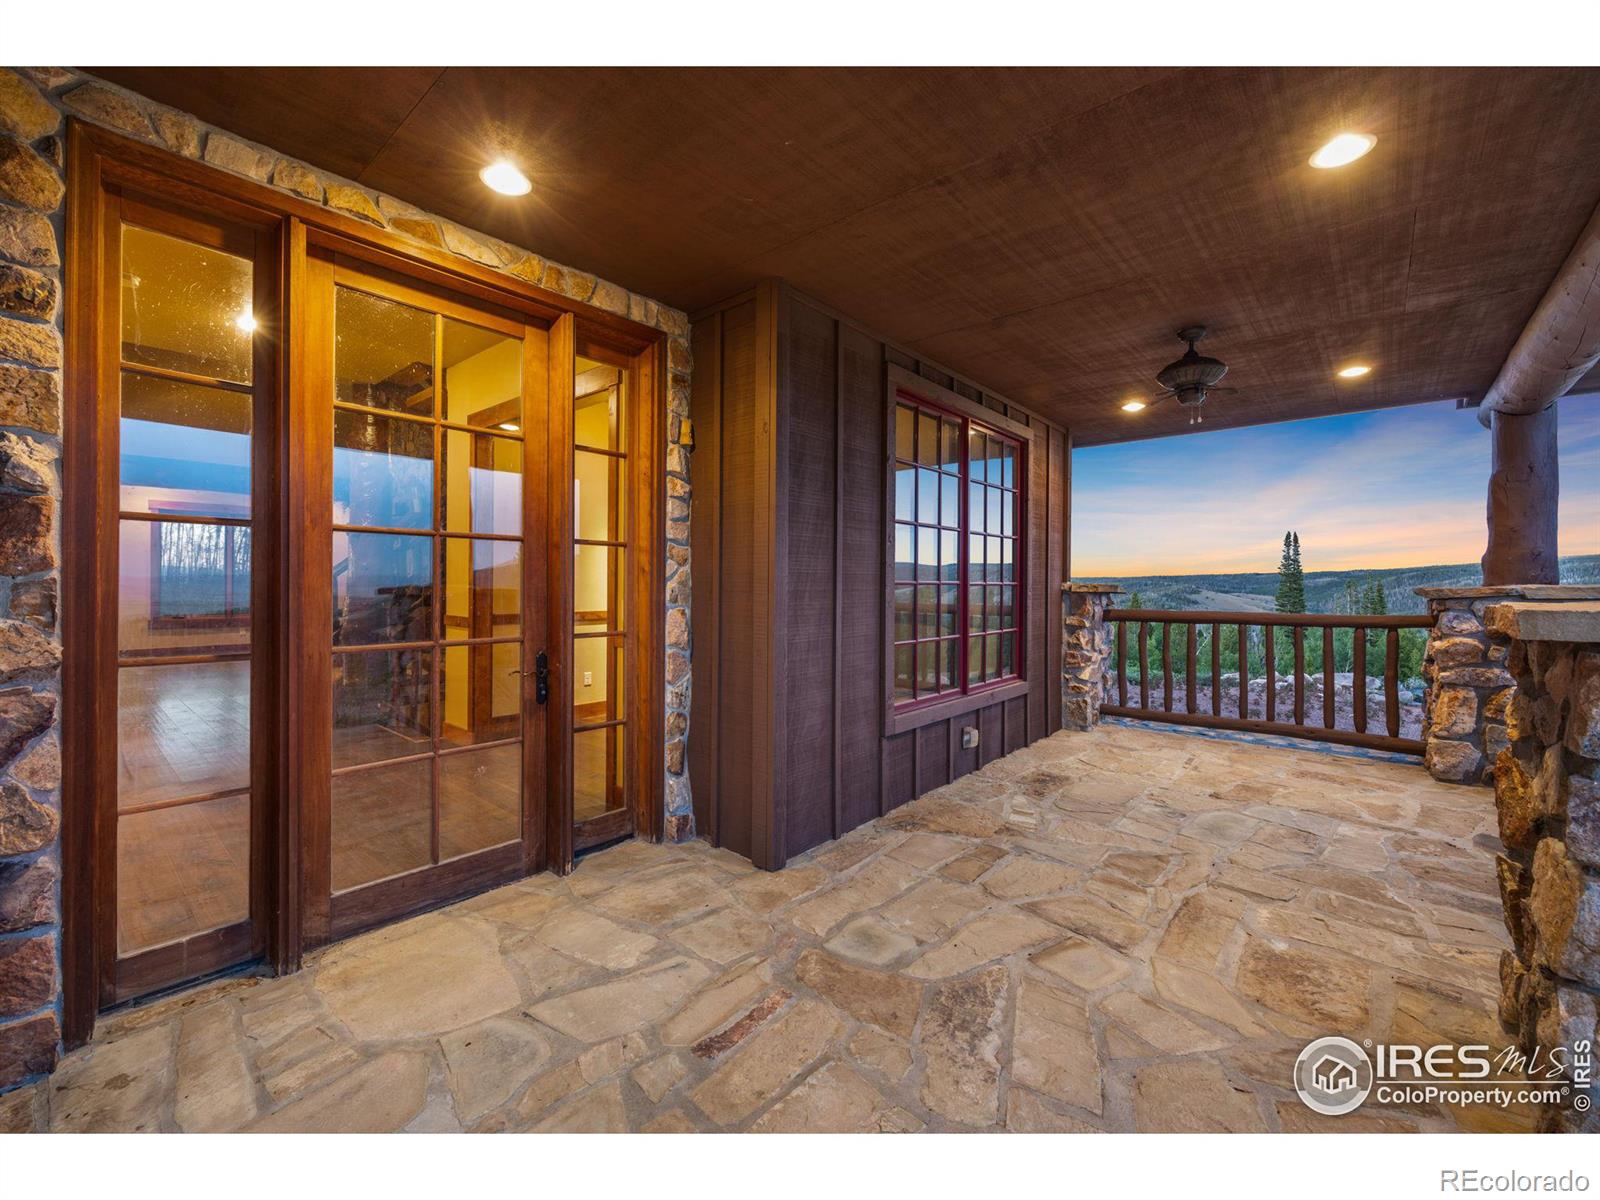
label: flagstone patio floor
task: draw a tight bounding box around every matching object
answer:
[2,723,1527,1133]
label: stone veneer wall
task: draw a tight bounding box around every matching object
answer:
[1060,584,1121,731]
[0,67,695,1092]
[1418,586,1600,785]
[1487,602,1600,1134]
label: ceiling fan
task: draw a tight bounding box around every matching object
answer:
[1149,326,1235,425]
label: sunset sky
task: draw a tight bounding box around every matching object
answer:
[1071,392,1600,577]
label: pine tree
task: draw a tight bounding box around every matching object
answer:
[1128,591,1143,610]
[1275,531,1307,613]
[1289,532,1306,611]
[1274,533,1295,612]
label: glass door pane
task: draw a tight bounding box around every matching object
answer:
[573,354,629,836]
[114,220,257,972]
[329,284,527,899]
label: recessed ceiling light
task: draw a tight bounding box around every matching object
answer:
[479,160,532,196]
[1120,399,1147,413]
[234,307,256,334]
[1336,364,1372,379]
[1310,132,1376,169]
[498,421,520,432]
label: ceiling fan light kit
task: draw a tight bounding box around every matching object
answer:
[1154,325,1230,425]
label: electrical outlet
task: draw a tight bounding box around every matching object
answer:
[962,726,979,750]
[582,671,593,688]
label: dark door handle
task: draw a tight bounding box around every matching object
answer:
[534,650,549,705]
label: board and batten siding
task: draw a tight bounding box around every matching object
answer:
[690,281,1072,869]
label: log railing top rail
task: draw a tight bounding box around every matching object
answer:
[1104,607,1432,629]
[1100,608,1430,756]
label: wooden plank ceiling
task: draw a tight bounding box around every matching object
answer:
[92,66,1600,444]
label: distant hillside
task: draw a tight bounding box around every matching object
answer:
[1079,555,1600,615]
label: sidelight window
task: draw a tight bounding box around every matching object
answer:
[891,392,1023,708]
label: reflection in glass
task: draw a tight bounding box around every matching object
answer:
[443,429,522,535]
[916,584,937,639]
[575,449,625,541]
[118,519,251,656]
[969,429,987,483]
[331,758,432,892]
[916,529,936,582]
[895,464,914,522]
[916,467,938,524]
[335,288,434,414]
[575,544,623,629]
[894,586,914,642]
[332,648,432,769]
[893,645,914,702]
[121,224,254,385]
[575,358,624,451]
[917,413,938,467]
[334,409,433,530]
[574,726,625,821]
[117,660,249,808]
[442,643,520,748]
[120,372,251,516]
[333,531,433,645]
[939,419,961,473]
[443,318,521,427]
[440,744,522,859]
[575,636,624,723]
[117,794,249,956]
[444,537,521,641]
[894,404,914,461]
[894,524,913,580]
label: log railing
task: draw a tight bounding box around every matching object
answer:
[1100,608,1434,755]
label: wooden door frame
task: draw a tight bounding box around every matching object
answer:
[62,121,671,1047]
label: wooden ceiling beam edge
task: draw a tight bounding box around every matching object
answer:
[1477,195,1600,426]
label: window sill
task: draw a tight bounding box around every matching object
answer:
[886,677,1030,737]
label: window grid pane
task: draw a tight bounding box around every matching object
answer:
[893,399,1023,705]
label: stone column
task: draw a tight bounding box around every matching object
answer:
[1485,600,1600,1134]
[1061,584,1122,731]
[0,69,66,1097]
[1483,406,1559,586]
[1417,585,1600,785]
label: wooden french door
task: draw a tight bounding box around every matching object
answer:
[299,254,551,944]
[68,128,667,1036]
[88,193,280,1006]
[563,338,652,854]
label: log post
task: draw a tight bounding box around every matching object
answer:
[1482,406,1559,586]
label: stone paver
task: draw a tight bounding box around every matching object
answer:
[14,724,1530,1132]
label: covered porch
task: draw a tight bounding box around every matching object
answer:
[10,722,1521,1133]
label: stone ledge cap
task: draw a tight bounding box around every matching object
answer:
[1063,583,1126,594]
[1484,601,1600,643]
[1415,584,1600,600]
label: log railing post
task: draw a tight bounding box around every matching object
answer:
[1352,627,1368,733]
[1293,626,1305,725]
[1161,623,1173,712]
[1236,623,1248,719]
[1185,623,1197,714]
[1322,627,1335,728]
[1138,621,1150,710]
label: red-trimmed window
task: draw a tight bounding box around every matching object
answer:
[892,392,1023,708]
